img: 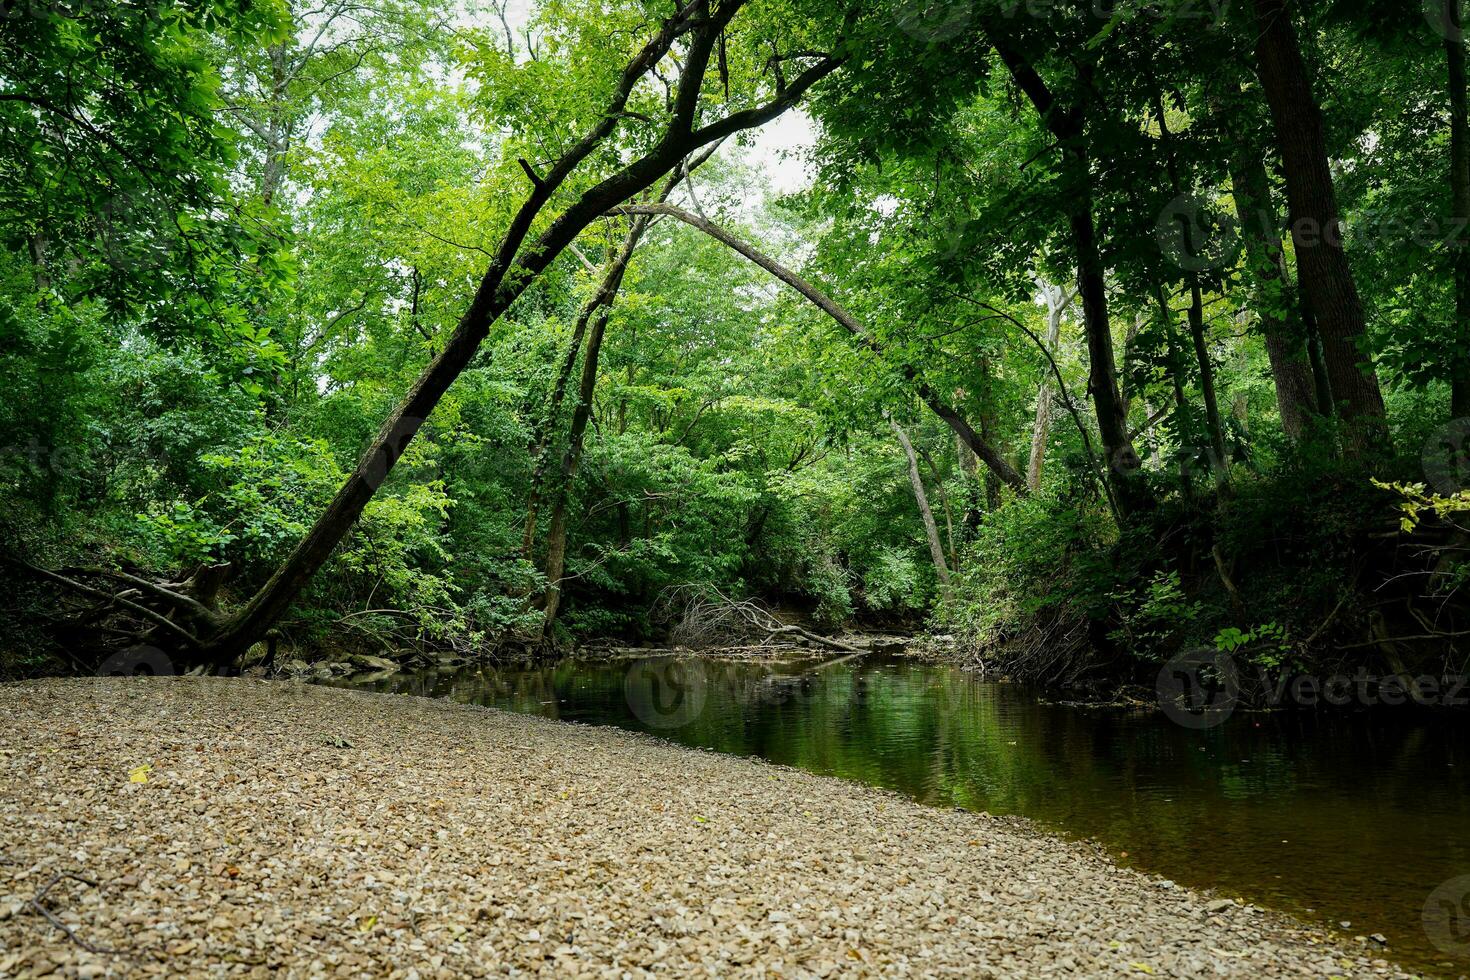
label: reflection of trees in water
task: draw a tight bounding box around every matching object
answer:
[334,656,1470,971]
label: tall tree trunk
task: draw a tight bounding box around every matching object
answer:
[28,231,49,291]
[259,44,291,207]
[200,6,840,663]
[1157,287,1196,499]
[1227,146,1318,440]
[1301,290,1336,417]
[540,214,650,636]
[917,446,959,571]
[1447,0,1470,417]
[618,203,1027,492]
[984,32,1147,513]
[978,356,1003,510]
[539,144,722,635]
[953,401,983,534]
[540,305,612,636]
[1252,0,1388,451]
[1186,282,1229,481]
[523,143,721,558]
[889,417,951,587]
[1153,88,1227,482]
[1069,182,1146,508]
[1028,282,1072,491]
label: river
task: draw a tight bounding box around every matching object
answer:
[335,650,1470,974]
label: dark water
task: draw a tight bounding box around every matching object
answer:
[337,653,1470,975]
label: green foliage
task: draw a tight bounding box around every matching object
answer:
[938,492,1114,650]
[1214,622,1291,672]
[1108,570,1205,654]
[4,0,1469,684]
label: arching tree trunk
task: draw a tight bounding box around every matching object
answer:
[616,203,1026,493]
[1252,0,1388,452]
[889,417,951,587]
[197,5,842,665]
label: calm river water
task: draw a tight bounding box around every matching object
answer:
[337,652,1470,974]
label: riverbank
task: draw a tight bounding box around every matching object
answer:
[1,677,1408,978]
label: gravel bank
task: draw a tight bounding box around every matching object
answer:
[1,677,1407,978]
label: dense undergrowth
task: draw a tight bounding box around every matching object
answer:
[936,399,1470,698]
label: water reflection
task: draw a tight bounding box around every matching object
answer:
[334,653,1470,974]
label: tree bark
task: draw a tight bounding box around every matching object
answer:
[1027,282,1072,491]
[523,142,720,559]
[889,417,951,587]
[1227,145,1318,440]
[200,4,842,664]
[1447,0,1470,417]
[983,32,1147,513]
[1186,282,1229,480]
[1252,0,1388,451]
[616,203,1027,493]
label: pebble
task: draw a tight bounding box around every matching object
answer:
[0,677,1413,978]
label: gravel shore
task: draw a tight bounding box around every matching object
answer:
[0,677,1409,978]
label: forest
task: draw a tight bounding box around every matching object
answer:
[13,1,1470,975]
[3,0,1469,698]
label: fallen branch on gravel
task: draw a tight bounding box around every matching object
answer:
[30,872,119,955]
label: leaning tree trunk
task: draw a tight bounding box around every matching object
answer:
[198,4,843,665]
[615,203,1026,493]
[539,218,647,636]
[889,417,952,587]
[1447,0,1470,418]
[523,142,722,559]
[1252,0,1388,452]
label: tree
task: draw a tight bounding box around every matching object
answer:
[194,0,846,663]
[1251,0,1389,450]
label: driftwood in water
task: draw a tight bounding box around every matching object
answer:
[659,585,856,652]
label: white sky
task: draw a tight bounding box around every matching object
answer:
[746,110,818,198]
